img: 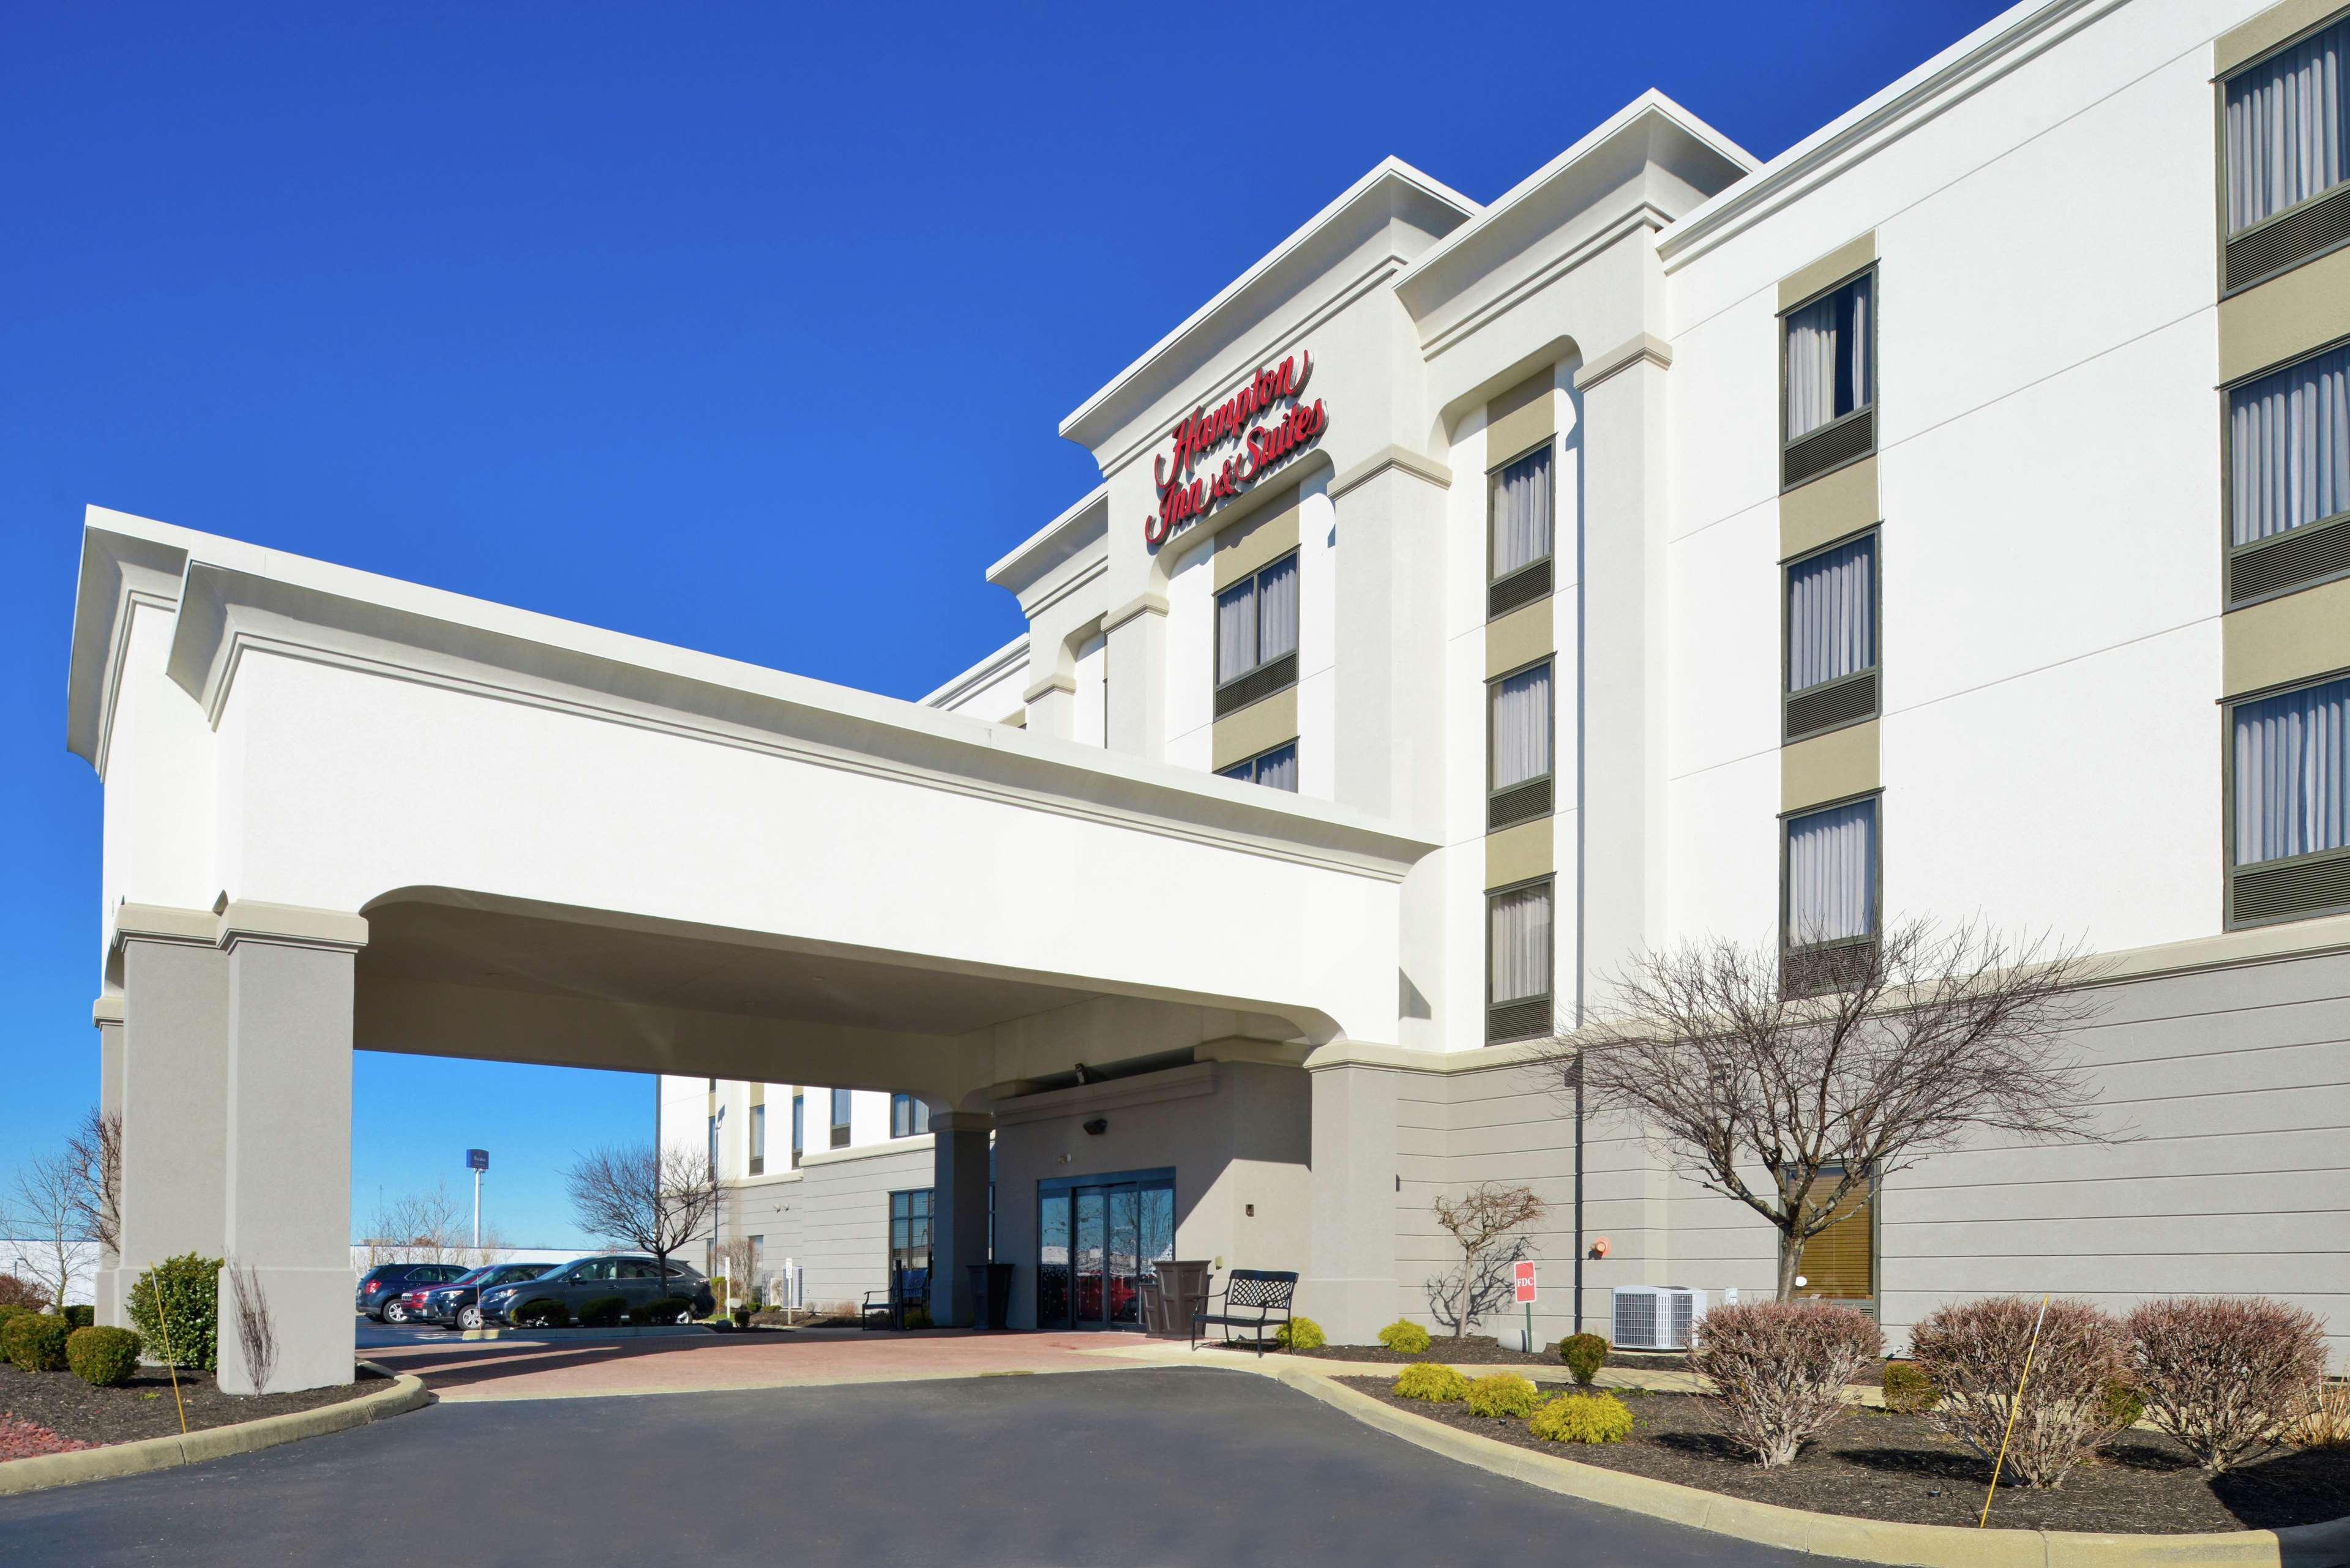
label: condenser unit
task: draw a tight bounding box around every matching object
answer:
[1611,1285,1707,1350]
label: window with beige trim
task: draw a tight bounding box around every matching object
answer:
[749,1102,765,1176]
[1218,741,1297,792]
[2226,342,2350,605]
[1487,445,1553,618]
[790,1092,803,1169]
[1781,794,1880,995]
[2220,13,2350,293]
[829,1087,851,1149]
[2227,669,2350,926]
[1780,270,1876,490]
[1214,551,1298,717]
[1486,878,1554,1043]
[1487,659,1552,831]
[1784,531,1879,739]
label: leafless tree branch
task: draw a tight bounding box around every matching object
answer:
[564,1143,726,1293]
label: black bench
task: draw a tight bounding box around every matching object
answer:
[1191,1269,1298,1356]
[862,1265,929,1330]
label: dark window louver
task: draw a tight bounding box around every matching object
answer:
[1785,670,1879,742]
[1783,409,1874,490]
[1486,997,1552,1043]
[2232,848,2350,926]
[2225,185,2350,294]
[1213,651,1297,718]
[1488,777,1552,831]
[2229,514,2350,605]
[1781,939,1877,999]
[1489,558,1552,619]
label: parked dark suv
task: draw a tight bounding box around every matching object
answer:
[479,1255,714,1327]
[420,1262,556,1330]
[357,1262,471,1322]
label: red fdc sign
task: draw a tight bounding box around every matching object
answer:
[1512,1260,1537,1304]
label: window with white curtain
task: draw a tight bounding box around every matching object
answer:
[1487,881,1554,1041]
[2224,16,2350,236]
[1787,534,1877,692]
[1214,552,1300,688]
[890,1092,929,1139]
[829,1087,851,1149]
[1218,741,1297,793]
[1490,445,1552,583]
[1783,274,1874,442]
[1784,797,1878,950]
[2230,344,2350,549]
[2232,674,2350,867]
[1489,661,1552,791]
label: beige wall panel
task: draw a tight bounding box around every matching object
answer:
[1484,816,1553,890]
[1778,455,1880,558]
[1781,719,1880,812]
[2218,245,2350,386]
[1484,597,1555,680]
[1211,685,1298,772]
[1212,490,1303,591]
[2223,577,2350,695]
[1778,231,1876,311]
[2217,0,2348,75]
[1486,369,1557,466]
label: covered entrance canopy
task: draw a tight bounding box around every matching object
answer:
[67,509,1434,1392]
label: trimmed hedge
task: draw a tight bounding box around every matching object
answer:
[0,1304,32,1335]
[1559,1332,1609,1386]
[67,1326,142,1387]
[1274,1316,1325,1351]
[511,1297,567,1328]
[62,1305,94,1330]
[4,1313,72,1373]
[129,1254,221,1371]
[1882,1361,1939,1414]
[1393,1363,1470,1403]
[1464,1372,1543,1419]
[1531,1392,1635,1444]
[576,1295,628,1327]
[1377,1320,1432,1356]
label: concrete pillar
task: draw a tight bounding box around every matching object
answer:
[115,908,231,1320]
[929,1111,992,1328]
[1302,1059,1399,1345]
[1328,461,1448,838]
[92,996,125,1326]
[216,907,363,1394]
[1103,595,1166,763]
[1023,672,1075,739]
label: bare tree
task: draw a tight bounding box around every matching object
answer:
[1425,1182,1547,1338]
[6,1144,89,1310]
[1542,918,2113,1301]
[716,1235,757,1306]
[225,1261,279,1395]
[564,1144,725,1292]
[62,1108,121,1257]
[359,1182,468,1267]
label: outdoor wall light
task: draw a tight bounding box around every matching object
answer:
[1589,1236,1611,1260]
[1082,1117,1107,1136]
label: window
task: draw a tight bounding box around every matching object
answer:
[2226,343,2350,604]
[829,1087,851,1149]
[749,1102,765,1176]
[1783,795,1880,993]
[1486,879,1554,1043]
[1487,444,1554,617]
[2221,15,2350,291]
[1791,1164,1876,1308]
[1487,659,1553,830]
[1218,741,1297,792]
[2228,671,2350,925]
[1784,532,1879,739]
[790,1092,804,1168]
[891,1092,930,1138]
[889,1189,934,1277]
[1213,551,1298,717]
[1781,271,1875,488]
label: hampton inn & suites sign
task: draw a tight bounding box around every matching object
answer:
[1145,349,1328,545]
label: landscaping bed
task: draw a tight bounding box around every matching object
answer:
[1216,1334,1554,1365]
[0,1361,389,1452]
[1338,1377,2350,1534]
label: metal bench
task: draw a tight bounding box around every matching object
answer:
[1191,1268,1298,1356]
[862,1264,929,1331]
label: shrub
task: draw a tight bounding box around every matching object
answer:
[0,1304,32,1335]
[1531,1392,1635,1444]
[1559,1333,1609,1386]
[2125,1296,2329,1473]
[1377,1320,1431,1356]
[1882,1361,1939,1414]
[1393,1364,1470,1403]
[2289,1379,2350,1448]
[66,1326,141,1387]
[62,1305,94,1330]
[511,1297,567,1328]
[632,1297,693,1325]
[1691,1299,1882,1468]
[2099,1376,2146,1433]
[4,1313,72,1373]
[576,1295,628,1327]
[1274,1316,1325,1351]
[128,1254,221,1371]
[902,1305,933,1330]
[1909,1297,2125,1489]
[1463,1372,1543,1419]
[0,1274,50,1312]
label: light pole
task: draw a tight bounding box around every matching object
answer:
[466,1148,488,1250]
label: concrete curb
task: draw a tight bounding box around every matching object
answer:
[0,1361,430,1498]
[457,1324,713,1342]
[1276,1369,2350,1568]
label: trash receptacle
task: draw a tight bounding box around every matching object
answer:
[967,1262,1015,1329]
[1148,1260,1213,1340]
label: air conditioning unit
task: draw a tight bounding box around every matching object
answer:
[1611,1286,1707,1351]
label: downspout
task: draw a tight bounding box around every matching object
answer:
[1572,1056,1585,1339]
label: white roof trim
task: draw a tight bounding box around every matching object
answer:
[921,634,1030,711]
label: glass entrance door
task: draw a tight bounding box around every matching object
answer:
[1037,1169,1175,1331]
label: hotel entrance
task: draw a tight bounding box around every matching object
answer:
[1036,1168,1175,1331]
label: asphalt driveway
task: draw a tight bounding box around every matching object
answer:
[0,1368,1823,1566]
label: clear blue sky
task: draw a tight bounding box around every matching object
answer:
[0,1,2009,1249]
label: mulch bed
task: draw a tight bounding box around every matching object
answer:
[1339,1378,2350,1534]
[0,1361,387,1451]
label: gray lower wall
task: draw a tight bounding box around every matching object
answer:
[714,1139,934,1312]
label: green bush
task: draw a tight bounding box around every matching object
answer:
[1531,1392,1636,1444]
[66,1326,142,1387]
[0,1304,32,1335]
[632,1296,693,1325]
[1464,1372,1543,1419]
[1273,1316,1325,1351]
[1882,1361,1939,1414]
[1393,1363,1470,1402]
[1376,1320,1432,1356]
[62,1305,95,1330]
[576,1295,627,1327]
[1559,1332,1609,1386]
[128,1254,221,1371]
[2100,1376,2146,1432]
[4,1313,72,1373]
[511,1297,567,1328]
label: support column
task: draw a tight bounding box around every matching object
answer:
[215,903,365,1394]
[1103,594,1166,763]
[92,996,125,1327]
[929,1111,992,1328]
[1302,1058,1399,1346]
[115,908,230,1324]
